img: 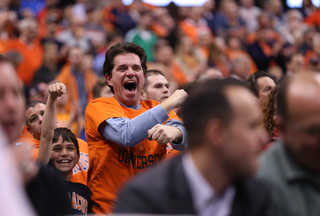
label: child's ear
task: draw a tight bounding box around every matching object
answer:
[75,153,80,164]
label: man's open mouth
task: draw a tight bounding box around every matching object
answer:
[124,81,137,92]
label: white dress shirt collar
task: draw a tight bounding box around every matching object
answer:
[182,152,235,216]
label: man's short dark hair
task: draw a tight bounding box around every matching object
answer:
[103,42,147,93]
[52,127,79,154]
[246,71,277,97]
[144,69,166,89]
[182,78,248,148]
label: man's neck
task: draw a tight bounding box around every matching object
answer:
[191,148,233,195]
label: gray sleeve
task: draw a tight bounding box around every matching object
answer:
[100,105,169,147]
[165,119,188,151]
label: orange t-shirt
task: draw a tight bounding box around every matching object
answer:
[225,49,258,74]
[71,138,89,185]
[6,39,43,86]
[179,19,211,45]
[85,97,182,214]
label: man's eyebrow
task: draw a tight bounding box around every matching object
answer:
[132,64,142,67]
[115,64,128,69]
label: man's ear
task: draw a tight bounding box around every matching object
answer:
[76,153,80,164]
[140,90,147,100]
[105,74,113,87]
[205,118,224,148]
[26,125,32,134]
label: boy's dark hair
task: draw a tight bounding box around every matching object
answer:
[246,71,277,97]
[103,42,147,93]
[52,128,79,154]
[182,78,248,148]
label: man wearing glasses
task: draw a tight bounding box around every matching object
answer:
[257,72,320,216]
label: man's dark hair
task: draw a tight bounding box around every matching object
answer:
[103,42,147,93]
[26,100,46,110]
[246,71,277,97]
[144,69,166,89]
[182,78,248,148]
[25,101,46,126]
[52,127,79,154]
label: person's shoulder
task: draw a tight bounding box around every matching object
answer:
[258,142,283,176]
[238,177,270,196]
[140,99,160,108]
[234,177,274,215]
[87,97,118,108]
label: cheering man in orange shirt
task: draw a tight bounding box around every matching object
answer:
[85,42,188,214]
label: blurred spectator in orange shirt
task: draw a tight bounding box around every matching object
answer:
[179,6,211,45]
[226,36,257,74]
[208,37,232,78]
[56,46,97,113]
[147,39,187,92]
[6,18,43,86]
[174,36,207,81]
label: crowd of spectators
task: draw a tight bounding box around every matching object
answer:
[1,0,320,215]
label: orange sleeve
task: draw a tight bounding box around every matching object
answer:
[71,138,89,185]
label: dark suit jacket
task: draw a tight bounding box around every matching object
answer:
[114,156,274,215]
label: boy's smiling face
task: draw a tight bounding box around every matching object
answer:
[51,136,79,178]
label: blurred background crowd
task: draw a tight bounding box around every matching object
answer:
[0,0,319,139]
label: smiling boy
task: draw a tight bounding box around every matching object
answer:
[37,82,91,215]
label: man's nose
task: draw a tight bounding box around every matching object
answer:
[126,68,135,76]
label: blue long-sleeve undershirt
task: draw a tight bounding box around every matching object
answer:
[99,105,187,151]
